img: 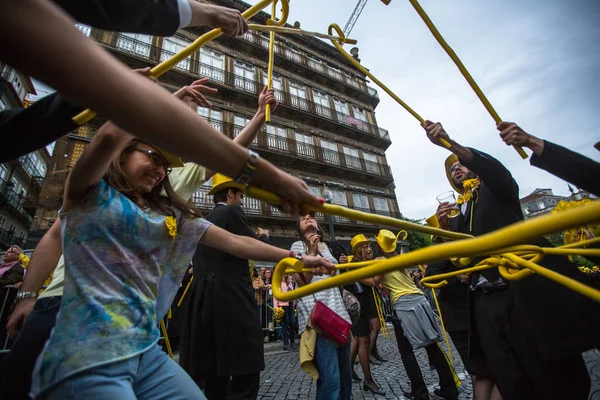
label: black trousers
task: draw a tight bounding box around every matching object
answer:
[392,320,457,400]
[202,371,260,400]
[473,289,590,400]
[0,296,62,400]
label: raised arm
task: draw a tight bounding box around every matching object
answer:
[498,121,600,196]
[0,0,319,212]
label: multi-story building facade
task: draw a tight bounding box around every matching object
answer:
[0,63,50,249]
[520,187,594,219]
[27,0,401,251]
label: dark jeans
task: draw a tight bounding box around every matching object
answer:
[313,334,352,400]
[392,320,458,400]
[203,371,259,400]
[281,305,295,346]
[0,296,62,400]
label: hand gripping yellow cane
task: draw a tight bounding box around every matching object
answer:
[72,0,289,125]
[407,0,527,159]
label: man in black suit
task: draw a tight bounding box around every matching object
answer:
[180,174,264,400]
[423,120,599,400]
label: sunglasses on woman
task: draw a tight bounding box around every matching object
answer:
[132,148,172,175]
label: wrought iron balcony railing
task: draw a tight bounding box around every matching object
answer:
[98,33,390,143]
[0,177,33,223]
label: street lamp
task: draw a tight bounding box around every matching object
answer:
[323,188,336,242]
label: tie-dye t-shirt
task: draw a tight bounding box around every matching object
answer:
[31,179,211,396]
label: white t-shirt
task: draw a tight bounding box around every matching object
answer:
[290,241,350,334]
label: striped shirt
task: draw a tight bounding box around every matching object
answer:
[290,241,350,334]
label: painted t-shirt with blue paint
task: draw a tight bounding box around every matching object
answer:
[31,179,211,395]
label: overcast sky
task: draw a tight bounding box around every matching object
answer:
[247,0,600,219]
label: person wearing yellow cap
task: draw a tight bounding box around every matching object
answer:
[344,234,384,396]
[424,121,599,400]
[372,229,458,400]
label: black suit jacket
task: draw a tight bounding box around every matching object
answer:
[531,140,600,196]
[180,204,265,379]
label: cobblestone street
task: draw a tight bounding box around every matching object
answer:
[257,330,600,400]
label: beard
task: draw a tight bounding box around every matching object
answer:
[452,170,478,187]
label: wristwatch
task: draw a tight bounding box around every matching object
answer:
[289,251,303,261]
[235,149,260,185]
[16,291,38,302]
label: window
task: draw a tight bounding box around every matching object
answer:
[161,37,191,71]
[373,197,390,214]
[342,146,361,170]
[199,48,225,82]
[266,125,287,151]
[333,98,349,122]
[75,23,92,37]
[0,164,8,181]
[197,107,222,131]
[308,56,324,72]
[234,60,256,93]
[284,46,302,63]
[233,115,258,145]
[345,72,360,88]
[0,216,6,229]
[295,132,314,158]
[329,189,349,222]
[258,34,280,52]
[537,202,546,210]
[117,33,151,58]
[320,140,339,165]
[328,65,342,81]
[9,224,16,232]
[312,89,331,118]
[353,106,367,122]
[289,81,308,110]
[523,208,530,215]
[362,152,380,174]
[261,73,284,101]
[352,193,369,210]
[308,185,321,198]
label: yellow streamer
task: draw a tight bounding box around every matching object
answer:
[265,0,278,122]
[372,287,390,338]
[408,0,527,159]
[73,0,289,125]
[327,23,452,149]
[177,275,194,307]
[270,201,600,303]
[159,319,174,359]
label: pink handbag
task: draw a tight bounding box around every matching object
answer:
[309,300,352,346]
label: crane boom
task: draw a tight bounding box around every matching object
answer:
[343,0,369,37]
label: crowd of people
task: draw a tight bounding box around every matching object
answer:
[0,0,599,399]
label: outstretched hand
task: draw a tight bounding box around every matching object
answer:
[497,121,544,156]
[173,78,218,108]
[422,120,451,148]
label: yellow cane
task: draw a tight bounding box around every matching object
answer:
[72,0,289,125]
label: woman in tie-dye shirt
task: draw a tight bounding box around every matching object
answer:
[31,122,334,399]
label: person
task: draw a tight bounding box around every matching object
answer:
[1,0,248,162]
[1,81,280,399]
[273,274,296,351]
[180,174,274,399]
[0,0,320,215]
[28,115,333,398]
[372,229,458,400]
[0,246,26,346]
[345,234,385,395]
[424,120,599,400]
[497,121,600,196]
[291,213,352,400]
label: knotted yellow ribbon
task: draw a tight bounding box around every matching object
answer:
[165,216,177,238]
[456,179,480,205]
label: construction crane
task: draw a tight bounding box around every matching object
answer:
[343,0,391,37]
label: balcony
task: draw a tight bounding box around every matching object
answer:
[0,228,25,250]
[0,178,33,226]
[17,154,44,178]
[95,33,390,147]
[229,30,380,107]
[225,120,394,185]
[190,187,401,228]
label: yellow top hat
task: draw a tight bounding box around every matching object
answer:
[375,229,405,253]
[350,234,371,255]
[208,174,245,196]
[444,154,462,193]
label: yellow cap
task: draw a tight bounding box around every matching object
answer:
[444,154,462,193]
[375,229,404,253]
[350,234,371,255]
[208,174,245,196]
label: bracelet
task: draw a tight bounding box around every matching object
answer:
[289,251,303,261]
[235,149,260,185]
[16,291,38,302]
